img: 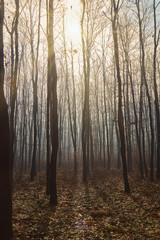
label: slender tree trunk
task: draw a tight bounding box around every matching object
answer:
[71,42,78,174]
[142,125,148,177]
[102,45,110,169]
[48,0,58,205]
[136,0,154,181]
[153,0,160,179]
[81,0,90,182]
[129,67,144,177]
[30,0,41,181]
[90,121,94,169]
[111,0,130,193]
[10,0,19,182]
[113,68,121,169]
[46,0,50,195]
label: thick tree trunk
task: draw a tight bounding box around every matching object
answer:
[0,1,12,238]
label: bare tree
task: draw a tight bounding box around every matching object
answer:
[0,0,12,238]
[30,0,42,181]
[153,0,160,179]
[111,0,130,193]
[136,0,154,181]
[48,0,58,205]
[81,0,90,182]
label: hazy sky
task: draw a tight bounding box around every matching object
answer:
[65,0,81,46]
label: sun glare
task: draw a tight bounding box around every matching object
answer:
[65,21,81,45]
[65,0,81,47]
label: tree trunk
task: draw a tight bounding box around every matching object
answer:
[30,0,41,181]
[136,0,154,181]
[111,0,130,193]
[10,0,19,182]
[48,0,58,205]
[0,1,12,237]
[81,0,90,182]
[153,0,160,179]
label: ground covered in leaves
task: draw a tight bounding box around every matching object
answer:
[12,169,160,239]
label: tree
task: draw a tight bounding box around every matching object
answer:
[0,0,12,238]
[153,0,160,179]
[4,0,19,181]
[30,0,42,181]
[48,0,58,205]
[136,0,154,181]
[81,0,90,182]
[62,7,78,174]
[46,0,51,195]
[111,0,130,193]
[118,11,145,177]
[81,0,100,180]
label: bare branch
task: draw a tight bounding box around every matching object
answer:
[102,11,111,21]
[156,30,160,47]
[156,1,160,9]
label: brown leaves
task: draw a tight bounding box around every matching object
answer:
[73,49,78,54]
[10,81,16,87]
[112,119,118,122]
[12,170,160,239]
[90,209,111,219]
[130,121,136,125]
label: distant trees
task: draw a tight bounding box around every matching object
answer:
[135,0,154,181]
[30,0,42,181]
[62,7,78,174]
[0,0,12,238]
[9,0,19,180]
[81,0,104,181]
[2,0,160,202]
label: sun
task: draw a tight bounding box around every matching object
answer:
[65,21,81,45]
[64,0,81,47]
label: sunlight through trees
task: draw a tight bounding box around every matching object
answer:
[1,0,160,238]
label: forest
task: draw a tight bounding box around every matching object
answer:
[0,0,160,239]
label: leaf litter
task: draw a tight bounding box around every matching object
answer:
[12,169,160,239]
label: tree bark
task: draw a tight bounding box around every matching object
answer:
[0,1,12,238]
[153,0,160,179]
[48,0,58,205]
[81,0,90,182]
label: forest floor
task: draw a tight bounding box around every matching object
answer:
[12,168,160,240]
